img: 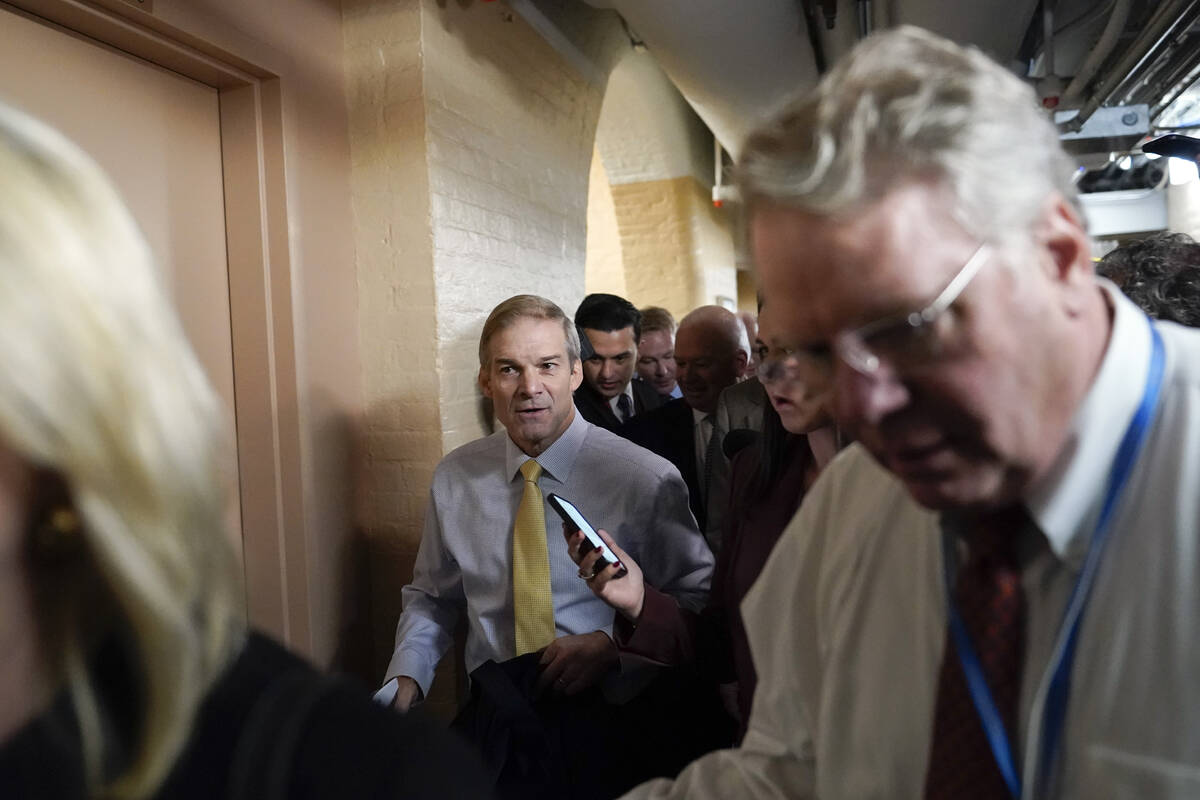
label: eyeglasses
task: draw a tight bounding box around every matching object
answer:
[755,346,828,383]
[832,242,993,375]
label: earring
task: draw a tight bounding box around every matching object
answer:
[32,507,82,564]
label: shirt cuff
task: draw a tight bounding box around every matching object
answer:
[373,677,399,707]
[384,648,438,699]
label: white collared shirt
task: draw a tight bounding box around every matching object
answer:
[623,282,1200,799]
[607,382,637,422]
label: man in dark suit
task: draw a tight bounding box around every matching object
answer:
[622,305,748,536]
[574,294,662,431]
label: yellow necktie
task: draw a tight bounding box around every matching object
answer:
[513,460,555,654]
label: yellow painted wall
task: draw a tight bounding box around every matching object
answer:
[737,270,759,314]
[588,49,738,318]
[344,0,614,718]
[611,175,736,317]
[585,147,628,296]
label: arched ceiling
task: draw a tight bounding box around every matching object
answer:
[579,0,1200,157]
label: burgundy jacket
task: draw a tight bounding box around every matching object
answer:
[614,435,811,738]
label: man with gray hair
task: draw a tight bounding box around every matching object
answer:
[378,295,712,720]
[624,27,1200,799]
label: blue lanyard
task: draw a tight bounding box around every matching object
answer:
[941,319,1165,799]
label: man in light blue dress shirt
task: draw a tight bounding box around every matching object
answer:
[378,295,713,712]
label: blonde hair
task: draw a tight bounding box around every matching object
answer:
[0,105,242,796]
[478,294,581,368]
[638,306,677,338]
[738,26,1080,248]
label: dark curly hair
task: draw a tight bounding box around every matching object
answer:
[1097,232,1200,327]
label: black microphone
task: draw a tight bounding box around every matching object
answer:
[722,428,760,460]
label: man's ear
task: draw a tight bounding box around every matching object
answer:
[1039,193,1092,284]
[1035,192,1095,315]
[569,359,584,392]
[733,348,749,378]
[478,366,493,399]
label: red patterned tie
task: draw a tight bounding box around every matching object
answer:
[924,508,1026,799]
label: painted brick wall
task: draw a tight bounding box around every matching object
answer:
[594,50,712,187]
[344,0,613,719]
[612,175,736,317]
[691,183,739,307]
[421,0,603,452]
[588,48,737,317]
[343,0,444,707]
[737,270,759,314]
[613,177,696,317]
[585,146,628,296]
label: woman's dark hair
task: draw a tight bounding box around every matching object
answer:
[1098,232,1200,327]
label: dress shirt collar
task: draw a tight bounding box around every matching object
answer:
[606,381,636,418]
[504,408,590,484]
[1023,280,1153,571]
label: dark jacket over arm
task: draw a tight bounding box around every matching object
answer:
[620,398,704,530]
[613,436,812,737]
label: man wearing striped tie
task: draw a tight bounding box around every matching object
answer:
[376,295,713,733]
[572,293,664,432]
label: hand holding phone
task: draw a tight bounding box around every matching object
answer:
[547,493,627,579]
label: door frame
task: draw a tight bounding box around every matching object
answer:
[3,0,311,650]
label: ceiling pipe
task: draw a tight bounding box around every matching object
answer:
[1062,0,1199,132]
[857,0,874,38]
[1153,56,1200,121]
[819,0,838,28]
[1061,0,1130,104]
[1037,0,1064,108]
[800,0,830,72]
[1103,0,1200,109]
[1043,0,1055,76]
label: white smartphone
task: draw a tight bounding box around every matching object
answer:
[546,493,627,578]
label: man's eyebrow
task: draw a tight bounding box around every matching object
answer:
[538,353,565,362]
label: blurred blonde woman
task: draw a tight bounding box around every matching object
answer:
[0,105,488,798]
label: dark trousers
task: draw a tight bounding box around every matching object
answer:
[452,654,735,800]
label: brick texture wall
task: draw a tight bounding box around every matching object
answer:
[343,0,613,719]
[587,49,738,316]
[343,0,444,707]
[585,147,628,296]
[612,175,737,317]
[421,1,602,451]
